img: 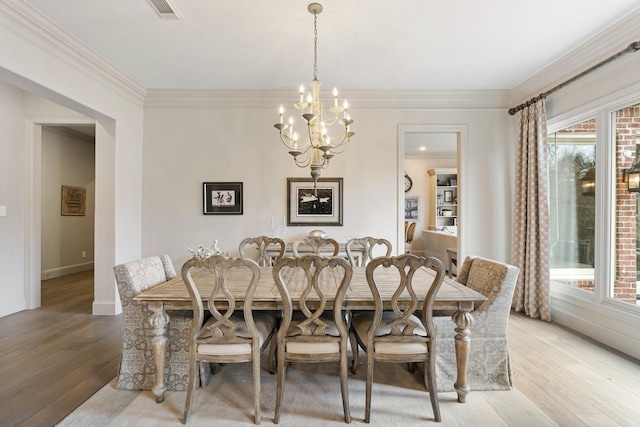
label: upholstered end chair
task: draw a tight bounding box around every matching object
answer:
[434,256,520,392]
[114,254,196,391]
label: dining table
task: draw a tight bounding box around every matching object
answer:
[134,263,486,405]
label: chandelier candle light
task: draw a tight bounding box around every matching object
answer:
[274,3,354,187]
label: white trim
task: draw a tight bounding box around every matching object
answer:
[41,262,94,280]
[24,122,41,310]
[144,89,511,110]
[550,268,595,281]
[545,84,640,360]
[92,300,119,316]
[551,286,640,360]
[0,0,145,104]
[396,124,468,261]
[512,9,640,104]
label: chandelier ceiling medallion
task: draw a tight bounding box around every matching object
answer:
[274,3,354,187]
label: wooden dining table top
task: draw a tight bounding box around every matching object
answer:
[135,265,486,312]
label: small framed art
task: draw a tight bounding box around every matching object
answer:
[61,185,86,216]
[203,182,243,215]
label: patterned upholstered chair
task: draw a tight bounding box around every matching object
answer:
[113,254,193,391]
[433,256,520,392]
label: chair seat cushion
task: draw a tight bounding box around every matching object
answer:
[285,311,340,337]
[197,311,277,356]
[286,341,340,354]
[353,311,428,354]
[353,311,427,337]
[285,311,352,354]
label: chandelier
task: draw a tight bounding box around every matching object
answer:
[274,3,354,186]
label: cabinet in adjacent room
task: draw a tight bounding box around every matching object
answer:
[427,168,458,230]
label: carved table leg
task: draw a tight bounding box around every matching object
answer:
[452,307,474,403]
[148,301,170,403]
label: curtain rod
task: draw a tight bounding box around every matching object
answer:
[508,41,640,116]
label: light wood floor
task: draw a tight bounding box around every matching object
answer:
[0,270,122,427]
[2,271,640,426]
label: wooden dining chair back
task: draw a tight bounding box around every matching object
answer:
[113,254,192,392]
[181,255,277,424]
[292,236,339,257]
[351,254,445,423]
[271,255,353,423]
[239,236,286,266]
[346,237,392,266]
[406,221,417,243]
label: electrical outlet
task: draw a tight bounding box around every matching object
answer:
[82,251,87,258]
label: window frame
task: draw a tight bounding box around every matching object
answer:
[547,99,640,316]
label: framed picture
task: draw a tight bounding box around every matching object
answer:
[203,182,243,215]
[287,177,343,226]
[404,196,419,220]
[61,185,86,216]
[444,190,454,203]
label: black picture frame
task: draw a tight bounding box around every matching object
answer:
[287,177,343,226]
[203,182,243,215]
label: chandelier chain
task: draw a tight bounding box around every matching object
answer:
[313,12,318,80]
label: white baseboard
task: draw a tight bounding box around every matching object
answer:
[41,261,94,280]
[551,292,640,360]
[92,300,122,315]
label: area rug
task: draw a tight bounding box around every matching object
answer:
[58,360,555,426]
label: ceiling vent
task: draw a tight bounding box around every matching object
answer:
[146,0,182,20]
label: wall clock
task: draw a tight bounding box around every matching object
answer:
[404,173,413,192]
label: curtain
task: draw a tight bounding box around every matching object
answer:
[512,99,551,321]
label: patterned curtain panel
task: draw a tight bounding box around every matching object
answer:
[513,99,551,321]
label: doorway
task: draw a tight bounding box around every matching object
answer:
[397,124,467,260]
[40,125,96,308]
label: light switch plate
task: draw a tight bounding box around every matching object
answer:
[0,206,6,217]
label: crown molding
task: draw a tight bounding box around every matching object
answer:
[144,89,511,110]
[0,0,146,104]
[511,9,640,105]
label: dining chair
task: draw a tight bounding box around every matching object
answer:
[433,256,519,392]
[272,255,353,424]
[239,236,286,267]
[181,255,277,424]
[292,235,339,257]
[113,254,193,392]
[351,254,445,423]
[345,237,392,266]
[405,222,417,253]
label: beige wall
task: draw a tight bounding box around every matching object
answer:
[0,81,28,317]
[41,127,95,278]
[141,99,514,269]
[0,4,145,316]
[511,10,640,359]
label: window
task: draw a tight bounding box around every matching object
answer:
[548,119,596,292]
[613,103,640,306]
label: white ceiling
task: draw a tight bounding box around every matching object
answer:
[23,1,640,158]
[23,0,640,91]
